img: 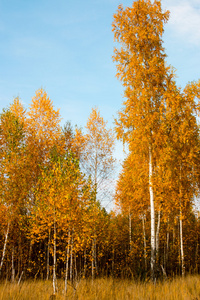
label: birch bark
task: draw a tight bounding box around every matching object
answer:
[149,145,156,281]
[47,229,50,281]
[0,222,10,275]
[129,210,132,252]
[179,165,185,277]
[53,215,57,295]
[180,211,185,276]
[65,229,71,294]
[11,246,15,283]
[156,210,161,256]
[70,230,74,282]
[92,238,94,282]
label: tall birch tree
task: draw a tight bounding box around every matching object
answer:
[112,0,170,281]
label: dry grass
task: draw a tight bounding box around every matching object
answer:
[0,275,200,300]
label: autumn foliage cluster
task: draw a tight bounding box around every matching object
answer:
[0,91,117,290]
[0,0,200,291]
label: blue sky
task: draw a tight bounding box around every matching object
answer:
[1,0,199,128]
[0,0,200,209]
[0,0,128,127]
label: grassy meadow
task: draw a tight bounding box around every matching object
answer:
[0,276,200,300]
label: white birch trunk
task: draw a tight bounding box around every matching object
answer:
[94,150,98,200]
[149,145,155,281]
[11,246,15,283]
[178,218,181,268]
[47,229,50,281]
[53,216,57,295]
[70,230,74,282]
[94,238,98,274]
[91,239,94,282]
[179,165,185,277]
[74,251,77,281]
[65,229,71,294]
[0,222,10,275]
[165,229,169,270]
[129,210,132,252]
[156,210,161,256]
[180,211,185,276]
[18,271,23,285]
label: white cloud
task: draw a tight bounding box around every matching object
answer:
[163,0,200,45]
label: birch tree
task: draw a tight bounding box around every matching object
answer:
[113,0,170,281]
[82,108,115,205]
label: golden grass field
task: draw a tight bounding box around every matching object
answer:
[0,276,200,300]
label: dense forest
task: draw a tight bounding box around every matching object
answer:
[0,0,200,295]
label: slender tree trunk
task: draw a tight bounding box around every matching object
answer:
[65,229,71,294]
[94,238,98,275]
[18,244,20,279]
[18,271,23,285]
[74,251,77,281]
[156,209,161,257]
[70,230,74,282]
[18,234,22,279]
[179,211,185,276]
[195,213,199,272]
[149,145,156,281]
[91,236,98,280]
[173,225,175,248]
[92,148,99,280]
[53,215,57,295]
[0,221,10,275]
[177,217,181,273]
[28,240,32,275]
[47,228,50,280]
[179,165,185,277]
[83,248,87,278]
[129,210,132,252]
[165,226,169,271]
[91,239,94,282]
[94,149,98,200]
[93,152,98,280]
[11,246,15,283]
[142,215,147,272]
[162,226,168,280]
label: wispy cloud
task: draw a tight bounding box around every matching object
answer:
[163,0,200,45]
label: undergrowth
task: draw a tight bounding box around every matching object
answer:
[0,275,200,299]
